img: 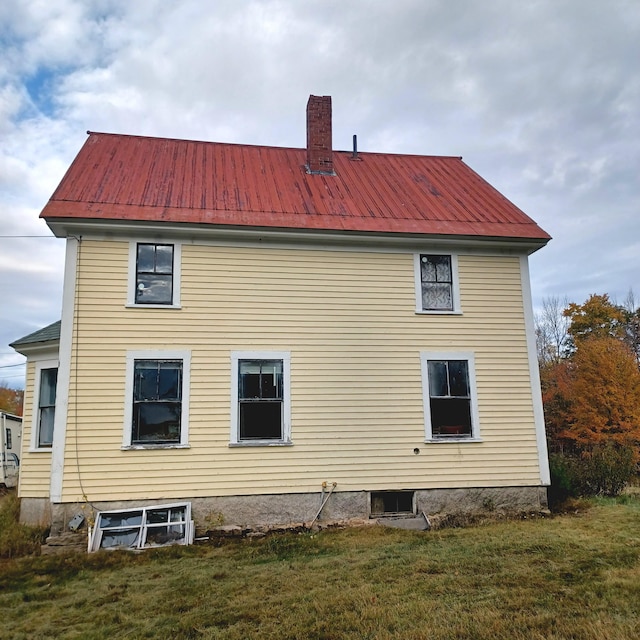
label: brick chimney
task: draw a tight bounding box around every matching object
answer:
[306,95,334,175]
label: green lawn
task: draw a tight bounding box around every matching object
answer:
[1,496,639,639]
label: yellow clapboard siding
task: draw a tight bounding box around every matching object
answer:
[18,361,52,499]
[57,240,543,502]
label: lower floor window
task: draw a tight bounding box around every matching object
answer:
[133,359,183,444]
[37,366,57,448]
[124,350,190,447]
[421,352,479,440]
[231,351,291,444]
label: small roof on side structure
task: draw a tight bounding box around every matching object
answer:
[41,132,550,246]
[10,320,61,349]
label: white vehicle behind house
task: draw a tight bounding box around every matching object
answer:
[1,412,22,488]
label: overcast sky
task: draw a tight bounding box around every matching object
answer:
[1,0,638,388]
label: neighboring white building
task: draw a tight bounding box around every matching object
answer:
[1,411,22,488]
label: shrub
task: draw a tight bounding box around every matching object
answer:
[548,444,636,508]
[0,492,49,558]
[579,444,636,496]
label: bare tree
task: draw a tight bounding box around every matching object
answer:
[535,295,570,365]
[621,288,640,366]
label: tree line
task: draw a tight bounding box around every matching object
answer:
[536,292,640,501]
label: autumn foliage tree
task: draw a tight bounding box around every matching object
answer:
[0,382,23,416]
[544,337,640,452]
[540,293,640,499]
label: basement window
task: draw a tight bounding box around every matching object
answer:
[89,503,194,552]
[371,491,415,516]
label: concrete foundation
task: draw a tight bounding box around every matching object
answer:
[23,485,548,541]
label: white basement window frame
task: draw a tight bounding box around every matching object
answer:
[420,351,481,442]
[414,253,462,314]
[89,502,194,552]
[122,350,191,449]
[127,241,182,308]
[230,350,292,446]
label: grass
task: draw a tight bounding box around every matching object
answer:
[0,496,639,639]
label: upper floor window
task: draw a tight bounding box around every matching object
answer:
[414,254,461,313]
[420,351,480,441]
[36,366,58,448]
[123,350,191,448]
[128,242,181,308]
[230,351,291,445]
[136,243,174,304]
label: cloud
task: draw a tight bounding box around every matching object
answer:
[1,0,639,386]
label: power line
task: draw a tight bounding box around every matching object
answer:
[0,363,25,369]
[0,235,59,238]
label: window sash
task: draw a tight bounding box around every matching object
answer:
[422,354,478,440]
[420,254,453,311]
[238,359,284,441]
[132,359,182,444]
[135,243,174,304]
[90,503,193,551]
[37,368,57,448]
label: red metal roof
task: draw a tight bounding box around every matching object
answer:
[41,132,550,243]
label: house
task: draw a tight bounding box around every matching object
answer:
[11,95,551,537]
[1,411,22,488]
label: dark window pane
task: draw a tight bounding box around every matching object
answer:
[100,529,141,549]
[430,398,472,437]
[133,402,181,443]
[144,524,186,546]
[147,509,170,524]
[435,256,452,281]
[158,364,181,401]
[239,401,282,440]
[422,283,453,310]
[136,274,173,304]
[39,368,58,406]
[448,361,469,397]
[427,361,448,397]
[239,360,282,400]
[421,257,437,282]
[239,370,261,399]
[99,511,143,528]
[134,361,160,401]
[38,407,55,447]
[154,245,174,273]
[136,244,155,272]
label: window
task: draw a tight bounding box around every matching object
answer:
[371,491,415,516]
[89,503,194,551]
[5,428,11,450]
[231,351,291,445]
[37,367,58,448]
[421,352,480,441]
[128,242,181,307]
[124,350,191,448]
[414,254,460,313]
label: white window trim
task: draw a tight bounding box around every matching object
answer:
[126,241,182,309]
[420,350,481,443]
[122,349,191,449]
[230,350,292,446]
[89,502,194,552]
[30,358,59,452]
[413,253,462,314]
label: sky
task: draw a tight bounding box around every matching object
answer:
[1,0,639,388]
